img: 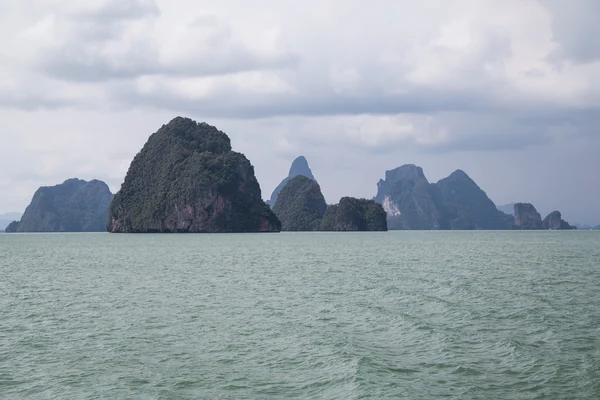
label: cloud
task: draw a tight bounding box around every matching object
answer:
[17,1,298,83]
[542,0,600,64]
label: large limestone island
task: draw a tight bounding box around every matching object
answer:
[108,117,280,233]
[373,164,574,230]
[273,175,387,231]
[374,164,512,230]
[267,156,316,207]
[5,179,113,232]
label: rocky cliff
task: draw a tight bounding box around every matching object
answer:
[374,165,513,230]
[374,165,442,229]
[320,197,387,231]
[5,221,19,233]
[268,156,316,207]
[108,117,280,233]
[513,203,542,229]
[6,179,113,232]
[542,211,575,230]
[272,175,327,231]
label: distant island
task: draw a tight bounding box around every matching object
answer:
[0,212,22,231]
[5,179,112,233]
[373,164,575,230]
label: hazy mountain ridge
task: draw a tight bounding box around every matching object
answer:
[5,179,112,232]
[374,165,575,230]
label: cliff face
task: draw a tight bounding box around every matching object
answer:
[542,211,575,230]
[320,197,387,231]
[374,165,513,230]
[272,175,327,231]
[6,179,113,232]
[435,170,513,230]
[513,203,542,229]
[374,165,442,230]
[268,156,316,207]
[108,117,280,233]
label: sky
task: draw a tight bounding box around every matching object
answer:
[0,0,599,224]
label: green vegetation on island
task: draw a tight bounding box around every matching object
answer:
[320,197,388,231]
[268,156,316,207]
[108,117,280,233]
[272,175,327,231]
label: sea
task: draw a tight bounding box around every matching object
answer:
[1,231,599,399]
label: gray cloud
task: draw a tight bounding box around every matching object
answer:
[543,0,600,63]
[28,3,299,82]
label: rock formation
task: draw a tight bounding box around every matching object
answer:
[5,179,113,232]
[542,211,575,230]
[5,221,19,233]
[320,197,387,231]
[374,165,442,229]
[268,156,316,207]
[0,212,22,231]
[374,165,513,230]
[272,175,327,231]
[513,203,542,229]
[435,170,513,230]
[108,117,280,233]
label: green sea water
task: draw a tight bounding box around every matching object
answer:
[1,231,599,399]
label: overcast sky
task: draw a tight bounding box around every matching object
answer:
[1,0,599,224]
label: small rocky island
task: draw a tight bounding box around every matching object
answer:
[512,203,575,230]
[542,211,575,230]
[5,178,113,232]
[272,175,327,231]
[273,175,387,231]
[513,203,542,229]
[108,117,280,233]
[320,198,387,231]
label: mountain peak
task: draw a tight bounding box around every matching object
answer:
[157,117,232,154]
[449,169,470,179]
[385,164,426,183]
[268,156,317,207]
[288,156,315,180]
